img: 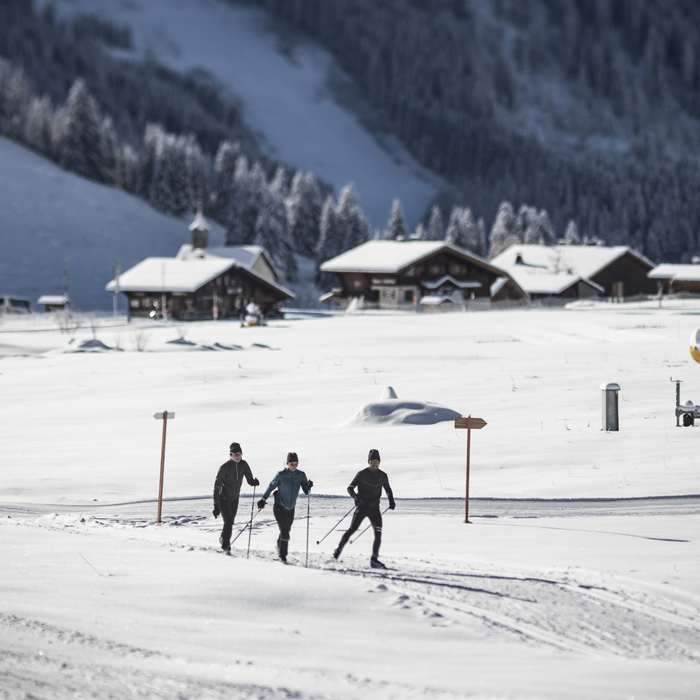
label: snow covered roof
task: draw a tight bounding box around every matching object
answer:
[490,244,649,295]
[37,295,71,305]
[422,275,481,290]
[105,246,294,299]
[491,244,654,280]
[320,240,504,276]
[648,264,700,282]
[105,256,234,293]
[517,273,604,295]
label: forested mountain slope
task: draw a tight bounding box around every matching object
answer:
[242,0,700,262]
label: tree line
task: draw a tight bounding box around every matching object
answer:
[236,0,700,263]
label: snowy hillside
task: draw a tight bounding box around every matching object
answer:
[0,137,226,311]
[37,0,446,230]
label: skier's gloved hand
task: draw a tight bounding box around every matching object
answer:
[257,499,266,510]
[213,505,220,518]
[389,499,396,510]
[251,478,260,487]
[353,495,363,506]
[306,480,313,490]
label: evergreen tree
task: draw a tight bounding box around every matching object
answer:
[269,166,289,199]
[445,206,469,248]
[336,183,370,251]
[0,59,29,140]
[212,140,241,221]
[563,220,580,244]
[475,218,487,257]
[427,205,444,241]
[226,155,250,245]
[117,144,138,193]
[286,171,323,257]
[149,134,193,217]
[255,186,297,282]
[100,116,118,185]
[315,195,343,289]
[186,134,207,209]
[385,199,407,241]
[136,123,163,199]
[23,95,54,155]
[54,78,108,183]
[488,201,517,257]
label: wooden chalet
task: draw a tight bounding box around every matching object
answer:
[648,263,700,295]
[319,240,526,309]
[491,244,656,301]
[105,213,294,320]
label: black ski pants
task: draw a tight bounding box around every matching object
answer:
[338,504,382,557]
[219,497,240,549]
[273,503,295,559]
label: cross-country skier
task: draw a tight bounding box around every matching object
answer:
[333,449,395,569]
[257,452,313,563]
[213,442,260,554]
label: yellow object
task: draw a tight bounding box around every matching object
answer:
[690,328,700,364]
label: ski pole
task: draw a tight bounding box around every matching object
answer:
[305,492,310,568]
[246,485,256,559]
[349,506,391,545]
[315,504,356,545]
[232,505,263,545]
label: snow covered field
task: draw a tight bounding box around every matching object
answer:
[1,303,699,699]
[39,0,446,229]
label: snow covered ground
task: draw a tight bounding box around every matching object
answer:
[1,302,700,698]
[38,0,446,229]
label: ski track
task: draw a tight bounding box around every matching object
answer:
[6,506,700,672]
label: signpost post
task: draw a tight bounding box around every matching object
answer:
[154,411,175,523]
[454,415,487,524]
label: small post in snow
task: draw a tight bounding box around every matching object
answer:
[154,411,175,523]
[454,415,487,524]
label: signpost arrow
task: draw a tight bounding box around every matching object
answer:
[454,415,487,523]
[154,411,175,523]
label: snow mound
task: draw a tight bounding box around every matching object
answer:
[350,387,460,426]
[68,339,114,352]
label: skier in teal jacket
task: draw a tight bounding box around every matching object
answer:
[258,452,313,562]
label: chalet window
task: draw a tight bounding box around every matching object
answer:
[406,266,415,276]
[404,290,413,302]
[450,263,464,276]
[353,279,363,290]
[429,264,441,276]
[130,299,140,308]
[224,275,229,285]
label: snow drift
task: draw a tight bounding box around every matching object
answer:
[349,386,461,426]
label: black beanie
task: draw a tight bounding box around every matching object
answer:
[230,442,242,454]
[286,452,299,463]
[368,449,380,463]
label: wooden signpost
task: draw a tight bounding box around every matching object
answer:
[454,415,487,524]
[154,411,175,523]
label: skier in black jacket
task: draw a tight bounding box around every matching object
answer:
[333,448,395,568]
[213,442,259,554]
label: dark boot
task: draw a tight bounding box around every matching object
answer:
[370,554,386,569]
[332,547,341,560]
